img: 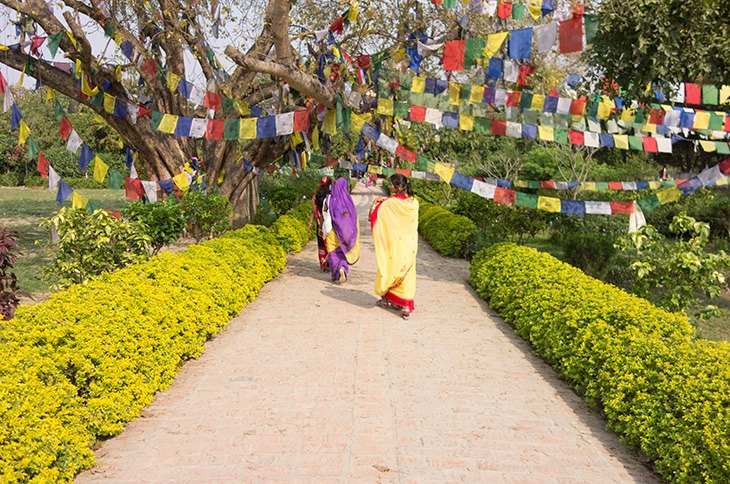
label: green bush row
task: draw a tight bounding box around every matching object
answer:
[271,200,315,253]
[469,243,730,482]
[0,222,292,482]
[418,202,476,258]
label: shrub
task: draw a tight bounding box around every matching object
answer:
[706,195,730,240]
[270,201,314,253]
[123,199,186,254]
[418,202,476,258]
[40,208,151,289]
[179,190,233,242]
[267,184,299,214]
[469,243,730,482]
[0,223,287,481]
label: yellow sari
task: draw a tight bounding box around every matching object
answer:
[371,195,419,310]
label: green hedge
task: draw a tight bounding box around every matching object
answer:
[418,202,476,258]
[469,243,730,482]
[270,201,314,253]
[0,222,295,482]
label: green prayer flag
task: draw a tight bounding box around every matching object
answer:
[48,32,63,57]
[519,93,533,111]
[511,4,526,20]
[554,130,568,144]
[584,14,599,44]
[397,89,411,102]
[27,135,39,160]
[149,111,163,131]
[716,142,730,155]
[394,101,410,118]
[702,85,719,105]
[87,201,103,215]
[523,109,538,126]
[474,117,490,133]
[628,136,643,151]
[459,84,471,101]
[104,20,115,37]
[540,113,554,127]
[205,44,215,64]
[90,91,104,108]
[410,92,425,106]
[53,99,64,122]
[107,168,124,189]
[527,180,541,189]
[464,38,486,68]
[415,154,429,171]
[634,108,645,124]
[443,0,456,8]
[709,113,724,131]
[595,182,609,191]
[223,119,240,140]
[637,195,661,212]
[24,55,34,75]
[221,96,236,114]
[342,108,350,134]
[335,96,344,129]
[515,191,538,208]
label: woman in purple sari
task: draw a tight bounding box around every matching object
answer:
[323,178,361,283]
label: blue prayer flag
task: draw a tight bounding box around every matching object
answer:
[442,112,459,128]
[599,134,614,147]
[11,103,22,130]
[361,123,380,141]
[158,179,174,193]
[174,117,193,137]
[79,144,94,172]
[113,99,128,119]
[450,172,474,191]
[509,28,533,60]
[178,79,192,99]
[56,179,73,205]
[125,147,134,168]
[522,125,537,139]
[257,116,276,138]
[560,199,585,215]
[121,41,134,60]
[486,58,503,86]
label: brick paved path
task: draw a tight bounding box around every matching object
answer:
[77,184,659,483]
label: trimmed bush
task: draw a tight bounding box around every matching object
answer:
[418,202,476,258]
[271,200,314,253]
[469,243,730,482]
[0,223,289,481]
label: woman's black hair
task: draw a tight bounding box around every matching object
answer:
[315,179,331,209]
[390,173,413,196]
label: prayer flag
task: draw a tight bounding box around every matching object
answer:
[92,156,109,183]
[18,120,30,145]
[275,112,294,135]
[172,172,189,192]
[223,119,240,140]
[72,191,88,209]
[485,32,509,58]
[240,118,257,139]
[509,28,532,59]
[108,168,124,189]
[47,32,63,57]
[174,117,193,137]
[141,180,158,202]
[534,23,557,53]
[559,17,583,53]
[189,118,208,138]
[684,83,701,104]
[103,93,115,113]
[26,136,39,160]
[37,152,50,178]
[257,116,276,138]
[56,179,73,205]
[464,38,486,67]
[158,114,178,134]
[205,119,225,140]
[443,40,466,71]
[434,163,454,183]
[79,144,94,171]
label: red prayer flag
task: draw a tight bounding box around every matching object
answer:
[30,36,46,56]
[498,1,512,18]
[568,130,584,145]
[36,152,49,178]
[142,58,157,77]
[396,168,411,177]
[570,98,586,115]
[517,65,535,87]
[494,187,515,205]
[204,91,221,111]
[684,83,701,104]
[610,201,634,214]
[649,108,665,125]
[124,177,143,200]
[105,209,121,220]
[395,144,417,163]
[409,105,426,122]
[540,181,556,189]
[205,119,225,140]
[329,16,344,34]
[559,17,583,54]
[608,181,623,190]
[724,115,730,132]
[59,116,73,140]
[643,137,658,153]
[718,158,730,174]
[491,120,507,136]
[506,91,521,107]
[137,105,152,119]
[442,40,466,71]
[293,110,310,132]
[356,55,372,70]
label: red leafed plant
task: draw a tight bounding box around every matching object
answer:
[0,228,25,320]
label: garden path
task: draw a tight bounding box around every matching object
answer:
[76,183,659,483]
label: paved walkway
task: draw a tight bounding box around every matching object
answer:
[77,184,659,483]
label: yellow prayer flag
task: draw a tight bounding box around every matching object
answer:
[322,109,337,135]
[290,131,303,148]
[720,86,730,105]
[537,196,561,213]
[237,100,251,116]
[648,180,662,189]
[240,118,257,139]
[16,69,24,87]
[45,88,56,105]
[92,156,109,183]
[166,72,181,91]
[391,49,405,62]
[81,74,98,96]
[158,114,178,134]
[301,151,308,170]
[66,31,77,48]
[18,120,30,145]
[531,94,545,111]
[581,182,596,191]
[527,3,541,20]
[716,176,729,186]
[172,172,189,192]
[538,126,554,141]
[614,134,629,150]
[656,187,681,205]
[216,168,225,185]
[115,65,122,82]
[103,93,115,114]
[484,32,509,58]
[0,45,8,51]
[621,107,636,122]
[699,140,717,152]
[693,111,710,130]
[74,59,82,79]
[597,102,612,120]
[514,180,528,188]
[351,112,371,133]
[367,165,383,174]
[470,85,485,103]
[411,76,425,93]
[641,121,657,133]
[347,4,358,21]
[459,114,474,131]
[449,82,460,106]
[377,98,394,116]
[72,191,88,209]
[434,163,454,184]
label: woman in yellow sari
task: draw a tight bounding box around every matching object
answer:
[370,174,419,319]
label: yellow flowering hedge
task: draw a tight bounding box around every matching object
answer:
[271,201,314,253]
[418,202,476,258]
[0,221,295,482]
[469,243,730,482]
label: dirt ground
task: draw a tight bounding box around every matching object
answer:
[74,182,660,482]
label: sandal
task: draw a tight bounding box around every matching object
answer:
[401,310,411,320]
[376,298,393,309]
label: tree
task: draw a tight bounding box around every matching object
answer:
[587,1,730,102]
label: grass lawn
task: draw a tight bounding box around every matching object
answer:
[0,187,132,301]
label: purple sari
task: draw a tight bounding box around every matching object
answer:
[328,178,360,281]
